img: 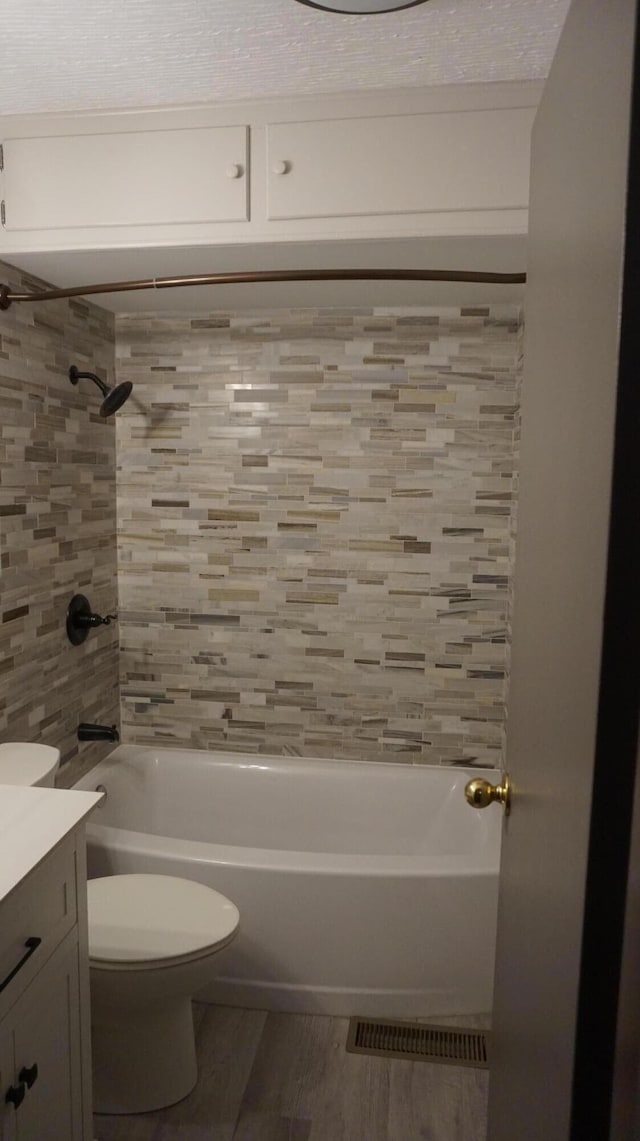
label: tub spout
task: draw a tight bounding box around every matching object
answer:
[78,723,119,743]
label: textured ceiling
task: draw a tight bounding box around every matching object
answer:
[0,0,569,116]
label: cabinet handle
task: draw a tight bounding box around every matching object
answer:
[0,936,42,994]
[272,160,290,176]
[19,1064,38,1090]
[225,164,243,179]
[5,1082,26,1110]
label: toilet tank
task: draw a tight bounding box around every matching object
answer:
[0,743,61,786]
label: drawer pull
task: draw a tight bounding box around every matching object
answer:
[19,1064,38,1089]
[5,1082,26,1109]
[0,937,42,994]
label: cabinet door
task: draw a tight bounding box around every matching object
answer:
[0,1027,16,1141]
[12,935,82,1141]
[1,125,249,230]
[266,108,534,221]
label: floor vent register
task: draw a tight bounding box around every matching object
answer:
[346,1017,490,1069]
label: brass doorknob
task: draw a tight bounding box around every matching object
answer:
[465,774,511,815]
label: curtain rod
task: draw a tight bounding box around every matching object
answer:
[0,267,526,310]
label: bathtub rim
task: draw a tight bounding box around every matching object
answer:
[75,746,501,874]
[85,819,499,877]
[78,740,502,779]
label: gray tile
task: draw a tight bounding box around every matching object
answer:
[115,306,522,769]
[0,257,119,785]
[232,1113,312,1141]
[93,1006,489,1141]
[155,1005,267,1140]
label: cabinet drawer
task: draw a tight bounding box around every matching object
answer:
[0,839,77,1019]
[267,108,535,221]
[1,125,249,231]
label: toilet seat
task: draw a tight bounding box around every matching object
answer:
[88,873,240,969]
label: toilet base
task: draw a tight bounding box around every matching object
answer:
[92,997,197,1114]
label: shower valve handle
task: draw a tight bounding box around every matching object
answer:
[83,612,117,628]
[66,593,117,645]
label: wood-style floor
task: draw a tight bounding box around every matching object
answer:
[94,1005,489,1141]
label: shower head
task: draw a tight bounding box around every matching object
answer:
[69,365,133,418]
[100,381,133,417]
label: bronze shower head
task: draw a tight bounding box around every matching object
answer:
[68,365,133,418]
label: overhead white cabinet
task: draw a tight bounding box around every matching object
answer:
[0,84,541,254]
[266,108,535,221]
[1,126,249,231]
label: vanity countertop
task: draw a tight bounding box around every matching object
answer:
[0,784,103,905]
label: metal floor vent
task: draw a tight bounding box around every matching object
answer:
[346,1018,490,1069]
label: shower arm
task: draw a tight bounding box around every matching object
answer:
[0,267,527,310]
[69,366,109,398]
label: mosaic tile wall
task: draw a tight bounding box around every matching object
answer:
[115,305,522,767]
[0,259,119,788]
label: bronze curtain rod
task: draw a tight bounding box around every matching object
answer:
[0,267,526,310]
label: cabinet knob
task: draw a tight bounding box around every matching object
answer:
[225,164,243,179]
[19,1064,38,1090]
[272,160,290,176]
[5,1082,26,1110]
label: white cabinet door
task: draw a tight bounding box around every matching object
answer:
[1,125,249,231]
[0,1026,16,1141]
[266,108,535,221]
[10,935,83,1141]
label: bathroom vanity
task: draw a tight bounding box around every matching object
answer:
[0,785,102,1140]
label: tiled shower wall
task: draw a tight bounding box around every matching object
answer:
[0,260,119,787]
[115,305,522,767]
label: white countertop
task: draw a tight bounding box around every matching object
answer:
[0,784,103,905]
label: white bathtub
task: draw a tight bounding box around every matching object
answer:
[75,745,501,1018]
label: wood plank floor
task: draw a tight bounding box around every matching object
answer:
[94,1006,489,1141]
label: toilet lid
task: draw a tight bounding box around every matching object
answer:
[88,874,240,964]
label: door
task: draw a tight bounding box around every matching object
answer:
[266,108,534,220]
[487,1,640,1139]
[1,125,249,230]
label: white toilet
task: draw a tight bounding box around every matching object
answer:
[0,741,240,1116]
[87,874,240,1115]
